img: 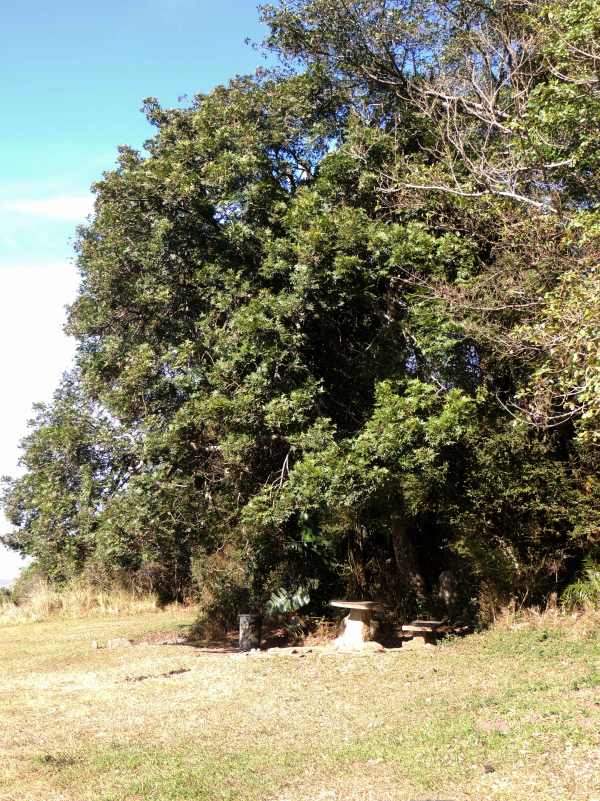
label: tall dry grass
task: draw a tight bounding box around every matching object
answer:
[493,602,600,639]
[0,580,162,624]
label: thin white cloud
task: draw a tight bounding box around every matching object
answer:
[1,194,94,222]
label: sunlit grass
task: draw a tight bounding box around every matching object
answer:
[0,609,599,801]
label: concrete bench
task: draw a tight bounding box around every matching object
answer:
[401,619,445,647]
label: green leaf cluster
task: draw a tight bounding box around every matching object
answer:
[3,1,599,621]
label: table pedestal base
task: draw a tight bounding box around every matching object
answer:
[334,610,373,651]
[329,600,386,652]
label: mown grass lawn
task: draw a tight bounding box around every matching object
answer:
[1,609,599,801]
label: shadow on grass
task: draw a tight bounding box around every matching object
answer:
[171,621,291,654]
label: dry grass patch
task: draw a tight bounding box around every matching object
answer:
[494,604,600,639]
[0,611,599,801]
[0,582,163,624]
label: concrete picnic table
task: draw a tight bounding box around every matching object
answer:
[329,600,385,650]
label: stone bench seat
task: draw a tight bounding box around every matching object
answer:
[402,620,444,633]
[401,619,445,647]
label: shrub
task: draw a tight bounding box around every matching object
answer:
[561,559,600,610]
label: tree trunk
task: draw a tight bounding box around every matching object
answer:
[390,513,426,601]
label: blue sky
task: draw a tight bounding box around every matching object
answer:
[0,1,272,583]
[1,0,271,263]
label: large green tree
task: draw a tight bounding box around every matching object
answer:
[3,0,598,620]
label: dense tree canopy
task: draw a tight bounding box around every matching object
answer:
[3,0,599,622]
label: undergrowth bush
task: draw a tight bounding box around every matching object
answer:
[561,559,600,610]
[494,604,600,640]
[189,547,250,639]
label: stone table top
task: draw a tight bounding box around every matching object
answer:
[401,619,445,632]
[330,600,386,612]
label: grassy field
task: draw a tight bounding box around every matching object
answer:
[1,609,599,801]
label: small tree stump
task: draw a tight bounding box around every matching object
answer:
[239,614,262,651]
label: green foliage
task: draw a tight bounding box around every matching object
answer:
[265,579,318,615]
[2,0,599,620]
[561,559,600,610]
[517,212,600,441]
[7,562,47,605]
[2,377,118,583]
